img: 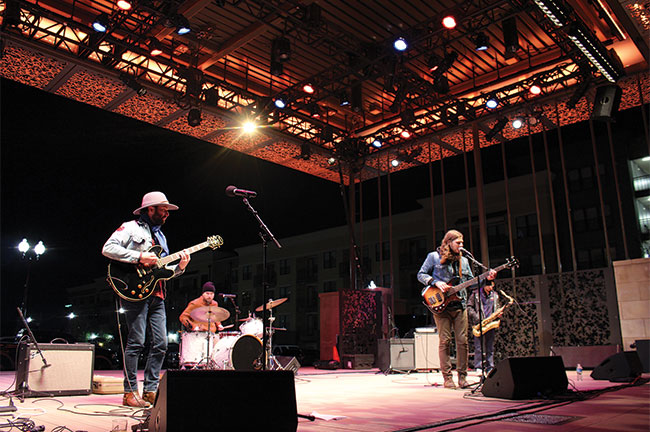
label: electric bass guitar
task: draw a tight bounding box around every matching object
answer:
[421,257,518,314]
[107,235,223,302]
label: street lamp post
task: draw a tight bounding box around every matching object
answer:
[17,238,46,318]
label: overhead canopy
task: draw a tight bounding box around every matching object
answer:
[1,0,648,183]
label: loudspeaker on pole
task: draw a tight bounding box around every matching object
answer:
[592,84,622,121]
[481,356,568,400]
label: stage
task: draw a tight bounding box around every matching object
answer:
[0,368,647,431]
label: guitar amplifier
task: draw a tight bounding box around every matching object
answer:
[15,343,94,397]
[377,339,415,371]
[415,328,440,370]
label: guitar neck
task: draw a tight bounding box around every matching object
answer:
[158,241,211,266]
[448,262,511,296]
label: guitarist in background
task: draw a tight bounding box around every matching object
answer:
[417,230,495,389]
[102,191,190,408]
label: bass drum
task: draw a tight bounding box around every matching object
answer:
[179,331,217,367]
[212,334,263,371]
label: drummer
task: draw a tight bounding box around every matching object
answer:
[179,282,224,332]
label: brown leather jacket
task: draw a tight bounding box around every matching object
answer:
[179,297,221,332]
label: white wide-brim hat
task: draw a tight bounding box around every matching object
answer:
[133,191,179,215]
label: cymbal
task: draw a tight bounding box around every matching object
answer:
[238,317,255,322]
[255,297,287,312]
[190,306,230,323]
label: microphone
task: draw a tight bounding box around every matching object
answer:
[459,247,474,257]
[225,185,257,199]
[220,293,236,298]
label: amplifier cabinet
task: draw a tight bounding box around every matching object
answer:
[415,330,440,370]
[377,339,415,371]
[16,343,94,397]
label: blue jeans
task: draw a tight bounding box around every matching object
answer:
[473,330,495,371]
[122,296,167,393]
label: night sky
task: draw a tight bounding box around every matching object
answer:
[1,78,439,334]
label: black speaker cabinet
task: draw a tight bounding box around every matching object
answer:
[149,370,297,432]
[481,356,568,400]
[592,84,622,120]
[591,351,643,382]
[15,343,94,397]
[634,340,650,373]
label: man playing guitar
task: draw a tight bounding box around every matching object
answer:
[417,230,495,389]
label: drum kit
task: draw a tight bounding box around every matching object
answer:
[179,297,288,371]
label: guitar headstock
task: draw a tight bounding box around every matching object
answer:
[207,235,224,250]
[506,256,520,269]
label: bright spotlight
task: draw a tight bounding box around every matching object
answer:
[391,159,400,167]
[529,84,542,95]
[485,96,499,109]
[92,13,109,32]
[34,241,45,256]
[371,137,382,148]
[243,121,257,133]
[400,130,411,139]
[118,307,126,314]
[302,83,315,94]
[512,117,525,129]
[67,312,76,319]
[18,239,30,254]
[274,98,286,109]
[393,37,408,52]
[117,0,132,10]
[442,15,457,29]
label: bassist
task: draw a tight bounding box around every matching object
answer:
[102,191,190,408]
[417,230,495,389]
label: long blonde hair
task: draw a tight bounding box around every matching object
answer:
[438,229,463,264]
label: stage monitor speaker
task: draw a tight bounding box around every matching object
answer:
[149,370,297,432]
[591,351,643,382]
[634,340,649,373]
[275,356,301,374]
[592,84,621,120]
[15,343,94,397]
[481,356,568,400]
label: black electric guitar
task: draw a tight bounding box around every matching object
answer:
[421,257,519,314]
[107,235,223,302]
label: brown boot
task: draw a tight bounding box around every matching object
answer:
[142,391,156,406]
[443,376,456,389]
[123,391,150,408]
[457,375,470,389]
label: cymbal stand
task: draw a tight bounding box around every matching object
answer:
[265,311,282,370]
[194,314,216,369]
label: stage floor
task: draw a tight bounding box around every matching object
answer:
[0,368,647,431]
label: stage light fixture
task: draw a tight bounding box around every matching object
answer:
[300,142,311,160]
[92,13,110,32]
[243,121,256,133]
[273,98,286,109]
[502,17,520,57]
[147,37,163,56]
[187,108,201,127]
[338,91,350,107]
[2,0,22,29]
[371,136,383,149]
[433,75,450,94]
[529,83,542,95]
[400,130,411,139]
[327,157,337,166]
[175,15,191,35]
[512,117,525,129]
[270,60,283,76]
[427,53,442,73]
[393,37,408,52]
[485,117,508,141]
[442,15,456,29]
[566,79,590,109]
[119,72,147,96]
[309,104,321,118]
[391,159,400,167]
[474,32,489,51]
[302,83,315,94]
[117,0,133,10]
[272,37,291,62]
[485,95,499,109]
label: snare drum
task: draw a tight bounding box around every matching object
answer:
[212,334,263,370]
[239,318,263,338]
[179,331,217,366]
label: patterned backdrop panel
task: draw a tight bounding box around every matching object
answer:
[340,290,381,355]
[549,269,611,346]
[494,276,541,363]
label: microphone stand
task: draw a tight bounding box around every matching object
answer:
[460,252,490,393]
[237,196,281,370]
[15,307,50,401]
[228,297,240,332]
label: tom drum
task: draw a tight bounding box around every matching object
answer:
[179,331,217,367]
